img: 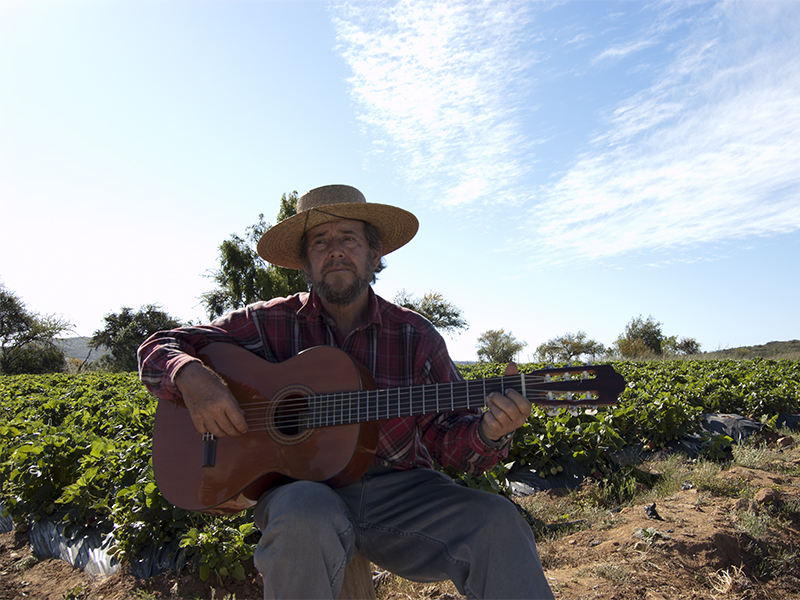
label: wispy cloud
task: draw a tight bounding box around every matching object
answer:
[591,38,656,65]
[332,0,536,206]
[527,2,800,266]
[333,1,800,266]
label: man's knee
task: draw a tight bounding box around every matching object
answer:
[256,480,351,537]
[467,491,532,540]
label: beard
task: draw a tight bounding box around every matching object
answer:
[313,259,375,306]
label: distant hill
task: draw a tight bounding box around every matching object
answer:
[704,340,800,360]
[55,337,109,363]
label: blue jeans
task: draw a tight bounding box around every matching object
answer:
[253,467,554,599]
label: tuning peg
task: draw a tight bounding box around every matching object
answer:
[546,407,561,417]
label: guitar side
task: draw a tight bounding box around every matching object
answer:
[152,344,380,515]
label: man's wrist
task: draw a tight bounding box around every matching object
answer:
[478,424,513,449]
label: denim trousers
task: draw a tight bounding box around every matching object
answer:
[253,467,554,600]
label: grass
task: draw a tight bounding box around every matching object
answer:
[577,562,630,584]
[707,565,752,596]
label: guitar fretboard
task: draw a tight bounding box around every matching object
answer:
[306,376,512,428]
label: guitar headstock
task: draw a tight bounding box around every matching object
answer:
[525,364,626,413]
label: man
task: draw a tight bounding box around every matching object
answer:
[138,184,554,599]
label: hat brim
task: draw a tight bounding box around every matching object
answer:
[257,203,419,269]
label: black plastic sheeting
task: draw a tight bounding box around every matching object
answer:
[2,412,797,577]
[0,509,186,578]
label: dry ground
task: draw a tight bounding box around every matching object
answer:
[2,434,800,600]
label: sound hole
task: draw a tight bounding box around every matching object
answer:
[274,396,311,437]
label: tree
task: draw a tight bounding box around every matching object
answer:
[90,304,182,372]
[676,337,701,355]
[476,329,527,363]
[535,331,605,363]
[0,285,71,374]
[614,315,666,358]
[200,192,309,320]
[662,335,702,356]
[394,290,468,336]
[614,315,701,358]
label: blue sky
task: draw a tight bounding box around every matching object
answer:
[1,0,798,362]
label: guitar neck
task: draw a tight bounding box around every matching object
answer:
[307,378,502,428]
[304,365,623,428]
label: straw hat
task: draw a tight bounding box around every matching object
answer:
[257,184,419,270]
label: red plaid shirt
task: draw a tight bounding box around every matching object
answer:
[138,289,507,475]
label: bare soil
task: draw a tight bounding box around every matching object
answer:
[3,440,800,600]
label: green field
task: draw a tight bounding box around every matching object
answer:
[2,358,799,581]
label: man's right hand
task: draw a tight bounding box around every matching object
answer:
[173,361,248,437]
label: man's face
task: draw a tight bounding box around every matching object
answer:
[303,219,381,306]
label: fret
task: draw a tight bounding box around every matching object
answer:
[361,390,366,423]
[348,390,354,426]
[310,395,318,428]
[368,389,373,422]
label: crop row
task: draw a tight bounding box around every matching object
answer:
[1,358,799,580]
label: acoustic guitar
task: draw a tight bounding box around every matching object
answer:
[152,343,626,514]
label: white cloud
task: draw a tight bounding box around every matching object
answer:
[591,38,657,65]
[332,0,536,206]
[333,1,800,266]
[526,2,800,266]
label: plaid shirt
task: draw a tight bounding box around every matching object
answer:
[138,289,507,476]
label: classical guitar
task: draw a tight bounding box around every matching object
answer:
[152,343,626,515]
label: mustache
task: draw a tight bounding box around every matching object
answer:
[322,259,357,275]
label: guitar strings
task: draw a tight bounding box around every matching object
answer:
[233,372,608,431]
[231,389,606,432]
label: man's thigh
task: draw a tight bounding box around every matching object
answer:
[336,468,521,581]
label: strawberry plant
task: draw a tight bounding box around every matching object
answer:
[2,357,799,578]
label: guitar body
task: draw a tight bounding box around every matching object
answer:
[152,344,380,515]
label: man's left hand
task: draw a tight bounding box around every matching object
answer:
[481,388,532,442]
[480,360,531,442]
